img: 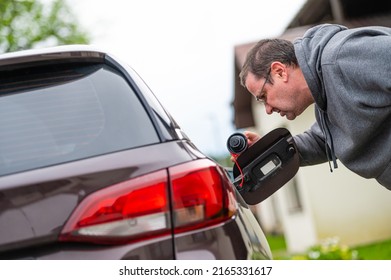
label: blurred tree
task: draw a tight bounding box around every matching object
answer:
[0,0,90,53]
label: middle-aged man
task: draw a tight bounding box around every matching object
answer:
[239,23,391,189]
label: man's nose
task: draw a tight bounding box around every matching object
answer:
[264,104,273,115]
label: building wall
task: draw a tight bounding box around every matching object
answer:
[299,157,391,247]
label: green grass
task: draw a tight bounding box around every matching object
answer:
[265,234,289,259]
[266,235,391,260]
[266,234,287,251]
[353,239,391,260]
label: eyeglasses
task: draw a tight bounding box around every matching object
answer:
[255,68,271,104]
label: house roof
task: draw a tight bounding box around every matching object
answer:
[232,0,391,129]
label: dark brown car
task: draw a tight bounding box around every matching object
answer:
[0,46,271,260]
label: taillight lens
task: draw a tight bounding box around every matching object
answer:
[59,170,170,244]
[59,159,237,245]
[170,160,237,233]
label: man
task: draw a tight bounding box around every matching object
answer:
[239,24,391,189]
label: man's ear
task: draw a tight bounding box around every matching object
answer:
[270,61,287,81]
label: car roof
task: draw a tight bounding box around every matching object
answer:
[0,45,107,67]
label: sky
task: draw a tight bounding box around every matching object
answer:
[68,0,306,157]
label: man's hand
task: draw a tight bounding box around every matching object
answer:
[243,131,261,147]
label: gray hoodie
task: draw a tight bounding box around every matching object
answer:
[292,24,391,189]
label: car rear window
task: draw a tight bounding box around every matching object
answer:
[0,63,160,176]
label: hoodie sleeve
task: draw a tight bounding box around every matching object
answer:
[293,122,328,166]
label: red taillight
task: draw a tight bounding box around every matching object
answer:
[59,159,237,245]
[59,170,170,244]
[170,160,237,233]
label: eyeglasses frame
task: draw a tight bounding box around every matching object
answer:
[255,68,271,104]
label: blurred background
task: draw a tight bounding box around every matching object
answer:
[2,0,391,259]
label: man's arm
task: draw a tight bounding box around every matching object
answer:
[293,122,328,166]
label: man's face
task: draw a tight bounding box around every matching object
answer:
[245,69,311,120]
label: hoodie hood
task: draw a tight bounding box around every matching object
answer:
[293,24,347,111]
